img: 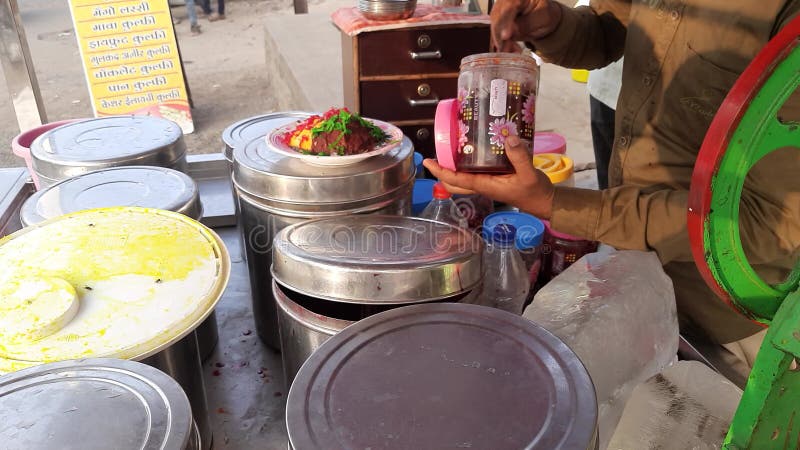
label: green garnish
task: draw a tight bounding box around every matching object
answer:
[310,109,389,155]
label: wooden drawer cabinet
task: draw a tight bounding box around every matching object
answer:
[359,78,457,122]
[340,23,490,149]
[357,27,490,77]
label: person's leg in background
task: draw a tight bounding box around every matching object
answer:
[201,0,212,17]
[209,0,225,20]
[589,95,615,190]
[186,0,201,34]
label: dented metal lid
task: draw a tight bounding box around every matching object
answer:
[287,303,598,450]
[272,215,483,303]
[0,358,193,450]
[30,116,186,181]
[20,166,201,226]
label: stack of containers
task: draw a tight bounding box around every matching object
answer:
[231,115,415,350]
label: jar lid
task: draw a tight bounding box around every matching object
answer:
[534,132,567,154]
[233,125,414,206]
[0,358,192,450]
[414,151,424,171]
[460,52,540,71]
[412,178,436,215]
[483,211,545,249]
[30,116,185,181]
[534,153,574,184]
[20,167,201,227]
[272,215,483,304]
[543,219,585,241]
[221,112,309,162]
[0,207,230,374]
[434,99,459,171]
[287,303,598,450]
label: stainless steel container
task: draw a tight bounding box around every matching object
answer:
[30,115,187,187]
[0,208,230,450]
[0,358,198,450]
[273,215,483,384]
[222,112,308,164]
[233,120,415,350]
[287,303,599,450]
[222,113,310,259]
[18,166,219,362]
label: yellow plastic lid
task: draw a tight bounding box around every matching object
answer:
[0,207,230,374]
[533,153,574,184]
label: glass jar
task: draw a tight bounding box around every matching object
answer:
[539,221,598,285]
[456,53,540,173]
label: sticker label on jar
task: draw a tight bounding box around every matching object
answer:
[489,79,508,117]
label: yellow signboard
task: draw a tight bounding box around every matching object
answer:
[68,0,194,133]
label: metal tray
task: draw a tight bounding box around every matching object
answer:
[0,168,34,237]
[186,154,236,228]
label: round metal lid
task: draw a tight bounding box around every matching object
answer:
[0,207,230,374]
[287,303,598,450]
[0,358,192,450]
[221,112,309,162]
[20,166,201,227]
[30,116,186,180]
[232,131,414,205]
[272,215,483,303]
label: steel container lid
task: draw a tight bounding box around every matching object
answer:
[232,130,414,206]
[0,207,230,374]
[272,215,483,304]
[287,303,598,450]
[20,166,201,226]
[0,358,192,450]
[30,116,186,180]
[221,112,309,162]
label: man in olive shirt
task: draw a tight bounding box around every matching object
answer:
[424,0,800,368]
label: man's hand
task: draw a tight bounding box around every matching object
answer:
[490,0,563,51]
[422,135,556,219]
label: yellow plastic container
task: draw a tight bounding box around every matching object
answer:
[571,69,589,83]
[0,207,230,374]
[534,153,575,186]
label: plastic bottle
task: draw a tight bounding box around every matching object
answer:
[483,224,530,314]
[419,182,468,228]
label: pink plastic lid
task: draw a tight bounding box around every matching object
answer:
[533,132,567,155]
[543,220,583,241]
[434,99,459,171]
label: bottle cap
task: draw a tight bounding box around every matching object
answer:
[492,223,517,247]
[432,182,452,200]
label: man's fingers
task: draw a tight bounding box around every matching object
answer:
[423,159,478,192]
[441,182,477,195]
[504,136,535,175]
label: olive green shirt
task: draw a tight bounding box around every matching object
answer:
[530,0,800,343]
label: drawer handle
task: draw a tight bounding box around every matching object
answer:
[409,98,440,107]
[410,50,442,60]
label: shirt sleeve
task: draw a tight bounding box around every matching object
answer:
[528,0,631,69]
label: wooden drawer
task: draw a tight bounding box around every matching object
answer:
[400,124,435,160]
[357,25,490,77]
[360,77,457,122]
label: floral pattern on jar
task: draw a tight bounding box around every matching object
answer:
[455,53,539,174]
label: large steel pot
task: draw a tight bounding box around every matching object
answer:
[272,215,484,385]
[233,119,415,350]
[287,303,599,450]
[0,358,199,450]
[0,207,229,450]
[30,116,187,188]
[221,112,311,260]
[18,166,219,362]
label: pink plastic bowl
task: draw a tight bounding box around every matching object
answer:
[11,119,85,190]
